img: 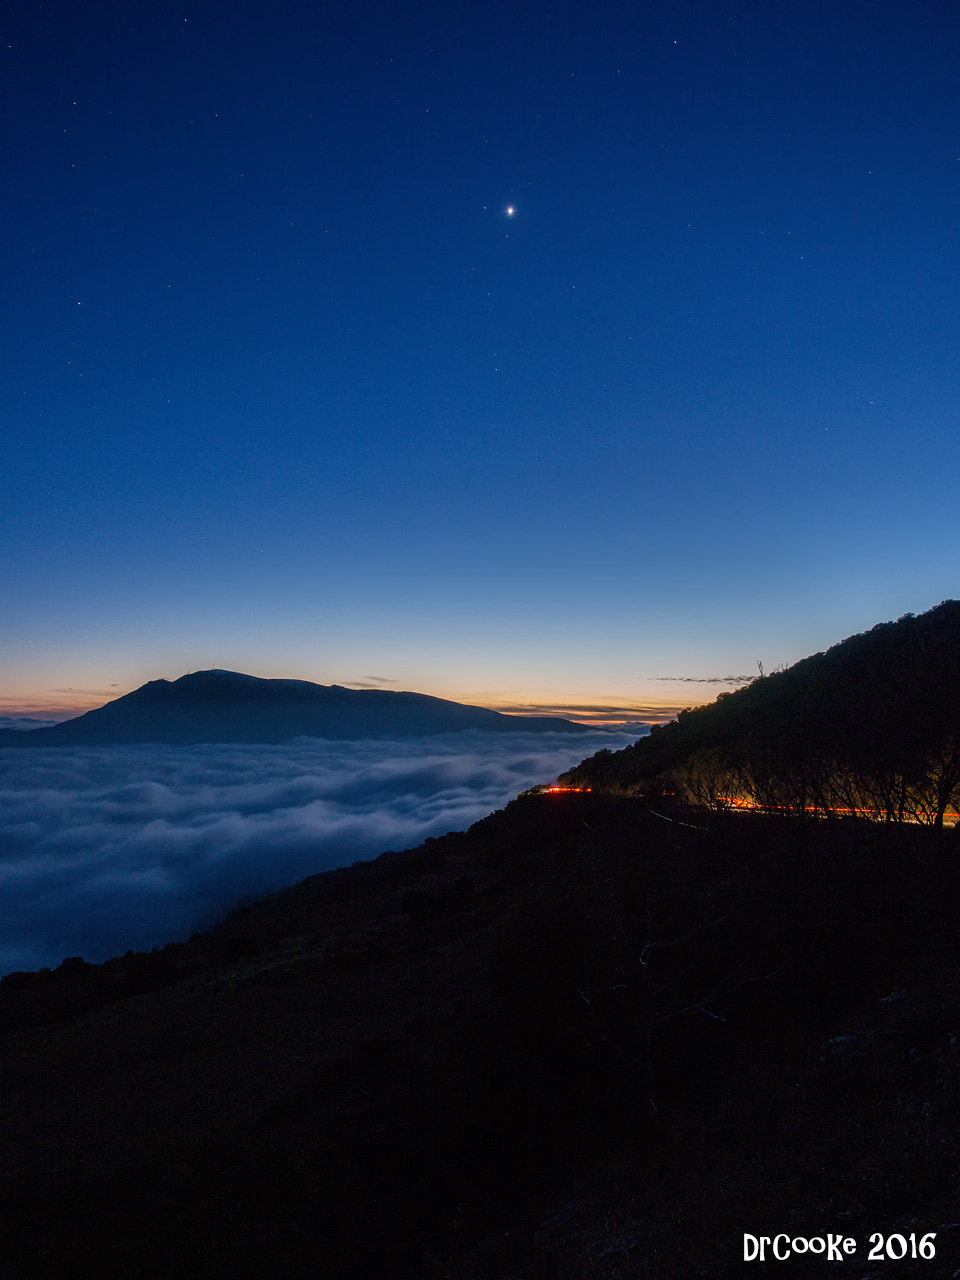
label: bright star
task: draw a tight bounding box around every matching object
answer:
[505,205,516,217]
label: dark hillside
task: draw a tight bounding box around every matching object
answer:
[3,792,960,1277]
[561,600,960,827]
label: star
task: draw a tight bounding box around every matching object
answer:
[505,205,516,217]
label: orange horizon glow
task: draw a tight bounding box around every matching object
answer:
[478,698,703,726]
[0,692,121,720]
[0,682,701,726]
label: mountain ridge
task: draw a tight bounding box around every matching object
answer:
[0,668,590,746]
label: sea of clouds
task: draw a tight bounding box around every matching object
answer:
[0,728,639,975]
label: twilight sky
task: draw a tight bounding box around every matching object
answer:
[3,0,959,722]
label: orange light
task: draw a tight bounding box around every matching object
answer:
[715,797,956,824]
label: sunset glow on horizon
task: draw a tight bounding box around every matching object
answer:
[0,670,729,728]
[3,0,957,740]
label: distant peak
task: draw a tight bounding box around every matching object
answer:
[174,669,258,684]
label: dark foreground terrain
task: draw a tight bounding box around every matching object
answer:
[3,793,960,1278]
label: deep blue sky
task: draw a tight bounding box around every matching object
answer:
[3,0,958,720]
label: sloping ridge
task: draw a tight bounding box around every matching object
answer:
[0,669,588,746]
[561,599,960,823]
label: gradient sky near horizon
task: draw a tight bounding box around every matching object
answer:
[3,0,959,723]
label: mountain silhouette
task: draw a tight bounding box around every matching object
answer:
[0,669,589,746]
[4,615,960,1278]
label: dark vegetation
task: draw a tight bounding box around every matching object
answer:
[561,601,960,828]
[2,604,960,1277]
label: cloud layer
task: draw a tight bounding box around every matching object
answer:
[0,729,637,975]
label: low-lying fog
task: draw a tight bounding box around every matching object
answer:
[0,728,639,975]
